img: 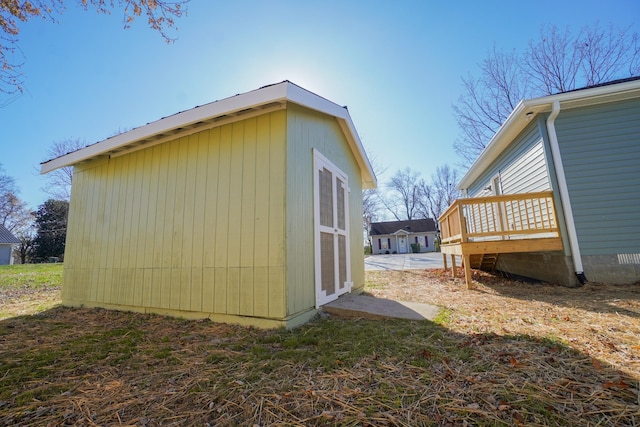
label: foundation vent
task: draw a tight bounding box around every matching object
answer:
[617,254,640,264]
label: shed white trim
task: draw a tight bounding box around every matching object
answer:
[40,81,377,189]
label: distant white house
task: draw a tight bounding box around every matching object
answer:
[370,219,437,254]
[0,225,20,265]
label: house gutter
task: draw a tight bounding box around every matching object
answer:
[545,100,587,285]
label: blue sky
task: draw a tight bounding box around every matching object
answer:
[2,0,639,209]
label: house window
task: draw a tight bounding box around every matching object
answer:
[415,236,419,244]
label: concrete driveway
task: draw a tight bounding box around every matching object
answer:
[365,252,445,271]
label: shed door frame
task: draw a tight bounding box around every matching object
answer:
[313,149,352,308]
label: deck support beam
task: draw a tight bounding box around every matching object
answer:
[450,255,457,278]
[463,254,472,289]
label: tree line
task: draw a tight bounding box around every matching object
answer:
[363,163,460,249]
[1,164,68,263]
[453,22,639,166]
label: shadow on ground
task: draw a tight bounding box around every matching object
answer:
[470,269,640,319]
[0,305,638,426]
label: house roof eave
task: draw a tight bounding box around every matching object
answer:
[457,78,640,190]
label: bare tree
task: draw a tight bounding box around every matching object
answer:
[13,228,35,264]
[362,155,388,249]
[42,138,86,200]
[426,165,460,221]
[382,168,426,221]
[0,164,33,234]
[580,23,640,86]
[454,23,640,166]
[523,25,582,94]
[0,191,31,232]
[1,0,188,97]
[453,46,531,166]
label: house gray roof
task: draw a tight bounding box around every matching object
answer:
[370,219,437,236]
[0,225,20,244]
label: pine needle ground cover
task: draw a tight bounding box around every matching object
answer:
[0,265,638,426]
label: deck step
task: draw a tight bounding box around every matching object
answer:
[468,254,498,271]
[469,254,483,269]
[480,254,498,270]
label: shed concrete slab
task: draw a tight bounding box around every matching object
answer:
[322,294,440,321]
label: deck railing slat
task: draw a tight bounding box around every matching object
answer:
[439,191,559,244]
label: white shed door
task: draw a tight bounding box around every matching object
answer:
[314,150,352,307]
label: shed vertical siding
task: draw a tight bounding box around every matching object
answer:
[555,98,640,255]
[285,104,365,315]
[63,110,288,321]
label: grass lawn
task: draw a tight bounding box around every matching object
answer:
[0,263,62,320]
[0,264,638,425]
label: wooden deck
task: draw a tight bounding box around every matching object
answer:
[438,191,563,288]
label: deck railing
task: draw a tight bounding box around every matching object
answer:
[439,191,560,245]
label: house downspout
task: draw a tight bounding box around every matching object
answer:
[546,100,587,285]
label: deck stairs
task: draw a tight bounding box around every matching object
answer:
[469,253,498,271]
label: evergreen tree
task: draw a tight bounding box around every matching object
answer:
[33,199,69,262]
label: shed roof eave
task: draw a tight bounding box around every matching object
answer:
[39,83,291,174]
[40,81,378,188]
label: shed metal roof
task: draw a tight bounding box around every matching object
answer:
[40,81,377,189]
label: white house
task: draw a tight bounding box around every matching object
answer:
[370,219,437,254]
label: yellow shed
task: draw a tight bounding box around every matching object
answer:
[41,82,377,328]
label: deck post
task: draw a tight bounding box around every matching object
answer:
[463,254,473,289]
[450,254,457,278]
[442,253,448,270]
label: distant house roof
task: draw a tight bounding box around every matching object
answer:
[458,76,640,190]
[0,225,20,244]
[370,219,437,236]
[39,80,377,189]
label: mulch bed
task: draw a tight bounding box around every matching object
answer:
[0,270,639,426]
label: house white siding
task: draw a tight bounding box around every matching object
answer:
[372,232,436,254]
